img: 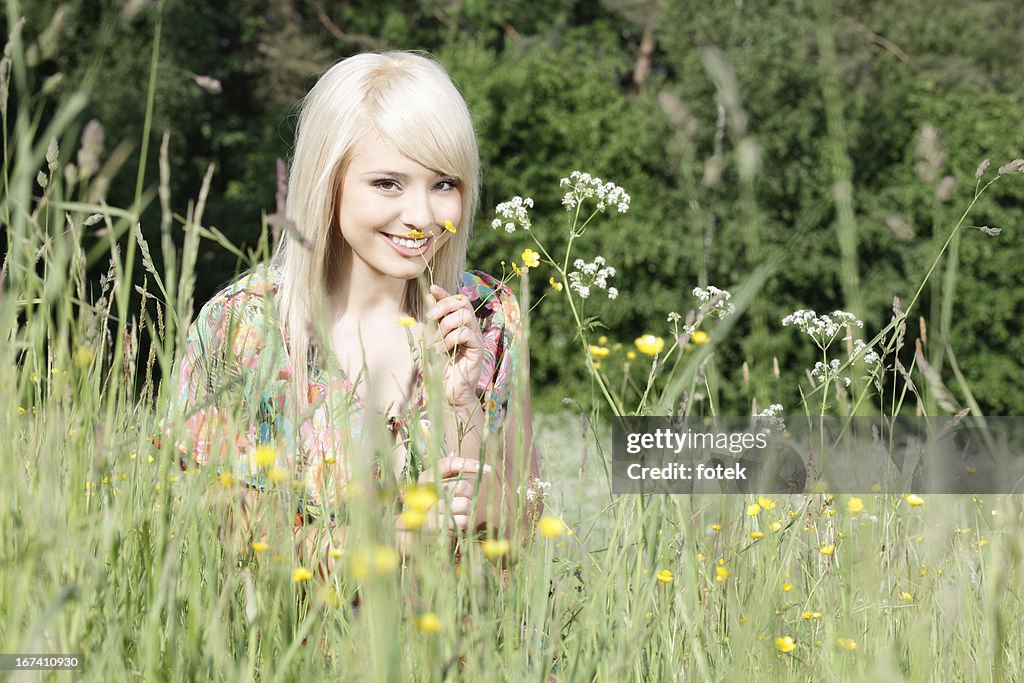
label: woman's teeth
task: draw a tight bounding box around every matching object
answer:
[388,235,428,249]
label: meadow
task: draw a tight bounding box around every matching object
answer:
[4,5,1024,683]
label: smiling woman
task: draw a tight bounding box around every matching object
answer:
[166,51,543,576]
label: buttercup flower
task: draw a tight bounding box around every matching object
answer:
[846,497,865,515]
[588,345,610,360]
[400,509,427,529]
[511,262,523,277]
[404,485,439,512]
[635,335,665,356]
[715,566,731,583]
[775,636,796,653]
[692,330,709,344]
[819,544,836,555]
[904,494,925,507]
[444,219,457,234]
[481,539,511,560]
[292,567,313,582]
[406,229,426,239]
[549,277,563,292]
[837,637,858,652]
[749,531,764,539]
[415,612,442,633]
[398,316,416,328]
[521,248,540,268]
[253,445,277,468]
[251,541,269,553]
[656,569,674,584]
[539,515,567,538]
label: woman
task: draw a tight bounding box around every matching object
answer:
[169,51,542,574]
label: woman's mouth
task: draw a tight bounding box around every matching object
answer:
[381,232,432,256]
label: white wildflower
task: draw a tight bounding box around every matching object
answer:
[691,285,736,318]
[569,256,618,301]
[752,403,786,434]
[492,196,534,232]
[560,170,631,213]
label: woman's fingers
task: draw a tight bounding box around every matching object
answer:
[417,456,491,482]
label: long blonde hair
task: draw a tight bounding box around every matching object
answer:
[268,51,480,413]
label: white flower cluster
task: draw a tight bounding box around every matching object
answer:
[781,309,863,348]
[692,285,736,318]
[812,359,851,387]
[849,338,881,366]
[560,171,631,213]
[491,196,534,232]
[752,403,786,434]
[568,256,618,300]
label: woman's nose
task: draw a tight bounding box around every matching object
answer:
[400,189,435,231]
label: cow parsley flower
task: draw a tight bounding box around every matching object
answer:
[568,256,618,300]
[491,196,534,232]
[692,285,736,318]
[560,171,631,213]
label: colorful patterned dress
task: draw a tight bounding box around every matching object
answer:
[167,263,521,527]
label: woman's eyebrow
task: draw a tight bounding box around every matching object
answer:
[361,170,451,180]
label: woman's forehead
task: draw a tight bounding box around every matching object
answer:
[347,133,444,177]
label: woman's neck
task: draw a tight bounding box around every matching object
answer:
[329,250,409,322]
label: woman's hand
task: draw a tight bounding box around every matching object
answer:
[426,284,484,411]
[408,455,491,533]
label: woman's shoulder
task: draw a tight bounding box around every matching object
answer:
[188,264,282,341]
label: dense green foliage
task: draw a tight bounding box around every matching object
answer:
[7,0,1023,414]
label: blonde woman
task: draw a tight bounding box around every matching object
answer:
[168,51,542,574]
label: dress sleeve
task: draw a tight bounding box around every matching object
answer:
[166,288,273,483]
[460,270,523,432]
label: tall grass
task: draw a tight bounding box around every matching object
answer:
[3,6,1024,682]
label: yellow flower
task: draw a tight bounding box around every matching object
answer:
[399,509,427,530]
[521,248,540,268]
[481,538,511,560]
[511,262,523,277]
[444,219,457,234]
[373,546,399,574]
[626,350,636,360]
[17,406,27,416]
[253,445,277,468]
[749,531,764,539]
[218,471,235,487]
[415,612,443,633]
[549,277,563,292]
[709,524,721,532]
[696,553,705,562]
[73,346,95,368]
[404,485,439,512]
[539,515,567,539]
[783,582,793,592]
[757,496,776,510]
[871,483,882,492]
[738,613,750,624]
[746,503,761,516]
[964,465,977,474]
[899,591,913,601]
[692,330,709,345]
[292,567,313,582]
[588,345,611,360]
[268,467,288,484]
[251,541,269,553]
[656,569,674,584]
[634,334,665,356]
[801,611,822,620]
[715,566,731,583]
[819,544,835,555]
[406,229,426,239]
[398,316,416,328]
[846,497,864,515]
[769,521,782,532]
[837,637,858,652]
[775,636,796,653]
[904,494,925,507]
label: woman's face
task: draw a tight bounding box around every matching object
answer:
[336,133,462,283]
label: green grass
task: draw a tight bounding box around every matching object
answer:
[3,5,1024,681]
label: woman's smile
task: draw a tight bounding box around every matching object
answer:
[379,231,433,256]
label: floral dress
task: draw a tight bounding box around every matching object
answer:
[166,263,521,527]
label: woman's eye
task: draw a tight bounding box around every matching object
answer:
[374,179,400,191]
[437,178,460,191]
